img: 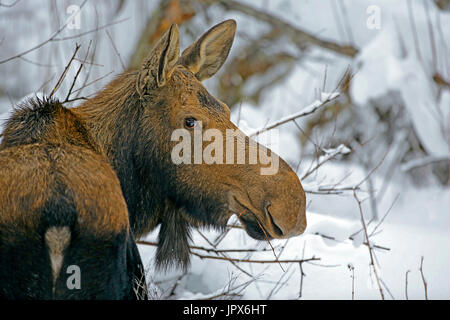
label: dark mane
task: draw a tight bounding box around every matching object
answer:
[0,97,96,151]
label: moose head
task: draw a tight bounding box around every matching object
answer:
[75,20,307,270]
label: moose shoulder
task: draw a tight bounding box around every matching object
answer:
[0,99,147,299]
[73,20,307,270]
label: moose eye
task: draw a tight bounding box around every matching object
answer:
[184,117,198,129]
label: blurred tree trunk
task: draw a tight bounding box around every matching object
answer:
[128,0,196,70]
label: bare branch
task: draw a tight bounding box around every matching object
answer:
[419,256,428,300]
[249,92,340,137]
[49,44,81,99]
[405,270,410,300]
[106,30,126,71]
[167,272,186,298]
[0,0,88,65]
[200,276,256,300]
[298,241,307,299]
[70,70,115,95]
[137,240,271,254]
[301,144,350,180]
[196,230,254,278]
[353,189,385,300]
[369,193,400,238]
[52,18,130,42]
[137,239,318,265]
[64,41,92,102]
[348,263,355,300]
[190,251,320,264]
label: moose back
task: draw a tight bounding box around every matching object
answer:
[0,20,307,299]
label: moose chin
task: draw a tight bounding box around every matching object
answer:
[0,20,306,299]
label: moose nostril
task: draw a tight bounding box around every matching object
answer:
[264,202,284,237]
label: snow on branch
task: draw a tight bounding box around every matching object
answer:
[301,143,351,180]
[249,92,341,137]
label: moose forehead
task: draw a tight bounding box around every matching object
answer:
[172,66,226,114]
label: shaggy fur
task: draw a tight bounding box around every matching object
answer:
[0,98,147,299]
[74,20,307,270]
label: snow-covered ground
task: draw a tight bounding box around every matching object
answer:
[138,161,450,300]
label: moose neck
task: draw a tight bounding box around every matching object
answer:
[73,72,165,237]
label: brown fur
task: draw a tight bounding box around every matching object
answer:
[0,99,128,235]
[0,98,146,299]
[73,20,307,269]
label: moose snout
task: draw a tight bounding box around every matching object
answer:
[262,167,307,239]
[264,194,307,239]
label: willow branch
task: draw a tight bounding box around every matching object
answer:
[249,92,340,137]
[190,251,320,264]
[136,240,319,264]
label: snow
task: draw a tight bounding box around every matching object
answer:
[139,185,450,299]
[1,0,449,300]
[137,161,450,300]
[349,8,450,157]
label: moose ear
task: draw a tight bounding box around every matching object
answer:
[180,19,236,81]
[137,24,180,94]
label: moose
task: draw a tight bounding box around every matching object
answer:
[0,20,307,299]
[0,98,147,299]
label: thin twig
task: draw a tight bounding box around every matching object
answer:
[266,264,295,299]
[301,144,350,180]
[298,241,307,299]
[52,18,130,41]
[348,264,355,300]
[354,189,385,300]
[256,220,285,272]
[0,0,88,65]
[201,276,256,300]
[419,256,428,300]
[249,92,340,137]
[49,44,81,98]
[405,270,410,300]
[140,235,319,265]
[190,252,320,264]
[196,230,254,278]
[70,70,115,95]
[168,272,186,298]
[369,193,400,238]
[64,41,92,102]
[106,30,126,71]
